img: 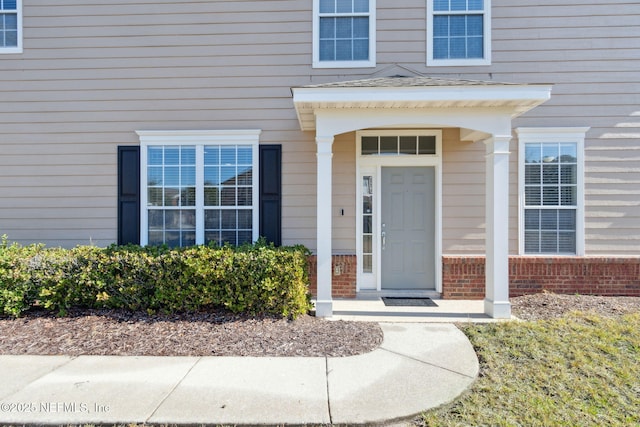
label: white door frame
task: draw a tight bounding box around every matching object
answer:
[355,130,443,293]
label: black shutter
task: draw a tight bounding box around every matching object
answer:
[117,146,140,245]
[259,144,282,246]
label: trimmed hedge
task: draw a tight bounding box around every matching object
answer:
[0,236,312,319]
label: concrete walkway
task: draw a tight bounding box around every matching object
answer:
[0,320,479,426]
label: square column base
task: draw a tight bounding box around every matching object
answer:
[314,300,333,318]
[484,298,511,319]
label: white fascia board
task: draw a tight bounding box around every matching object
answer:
[292,84,552,105]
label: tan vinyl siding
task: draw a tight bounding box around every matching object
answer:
[280,132,316,250]
[442,130,485,254]
[0,1,638,255]
[411,1,640,256]
[498,1,640,256]
[332,133,357,253]
[582,141,640,255]
[0,139,116,246]
[1,0,315,247]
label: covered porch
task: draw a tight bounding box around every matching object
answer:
[292,76,552,318]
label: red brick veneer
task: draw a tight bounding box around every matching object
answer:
[307,255,357,298]
[443,256,640,299]
[441,256,487,299]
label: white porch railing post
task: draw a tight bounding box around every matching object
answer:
[315,135,334,317]
[484,135,512,319]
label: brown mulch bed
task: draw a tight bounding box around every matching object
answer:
[0,308,383,357]
[511,292,640,321]
[1,293,638,357]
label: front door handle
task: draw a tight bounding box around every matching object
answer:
[381,231,386,251]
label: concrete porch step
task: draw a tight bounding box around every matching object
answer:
[328,298,507,323]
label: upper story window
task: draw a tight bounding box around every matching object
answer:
[313,0,376,68]
[0,0,22,54]
[427,0,490,66]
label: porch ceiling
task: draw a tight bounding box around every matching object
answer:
[291,76,553,132]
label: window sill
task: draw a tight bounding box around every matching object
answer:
[0,47,23,54]
[427,58,491,67]
[313,60,376,69]
[520,253,583,257]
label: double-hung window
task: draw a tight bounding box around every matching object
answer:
[517,128,588,255]
[138,130,260,248]
[0,0,21,53]
[313,0,375,68]
[427,0,490,66]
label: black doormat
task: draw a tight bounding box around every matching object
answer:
[381,297,438,307]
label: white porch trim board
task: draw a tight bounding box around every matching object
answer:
[315,135,334,317]
[483,136,513,319]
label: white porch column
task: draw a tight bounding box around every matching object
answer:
[315,135,334,317]
[484,135,512,319]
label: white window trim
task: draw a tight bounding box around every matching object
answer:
[426,0,491,67]
[312,0,376,69]
[355,130,443,293]
[516,127,589,256]
[136,130,261,246]
[0,0,23,54]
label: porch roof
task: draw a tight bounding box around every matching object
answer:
[291,76,552,132]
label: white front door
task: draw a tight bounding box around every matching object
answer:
[356,131,442,293]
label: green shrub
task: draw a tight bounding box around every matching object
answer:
[0,235,41,316]
[0,237,312,319]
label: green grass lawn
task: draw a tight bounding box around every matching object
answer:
[420,312,640,427]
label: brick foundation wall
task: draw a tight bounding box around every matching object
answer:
[308,255,357,298]
[443,256,640,299]
[442,256,487,299]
